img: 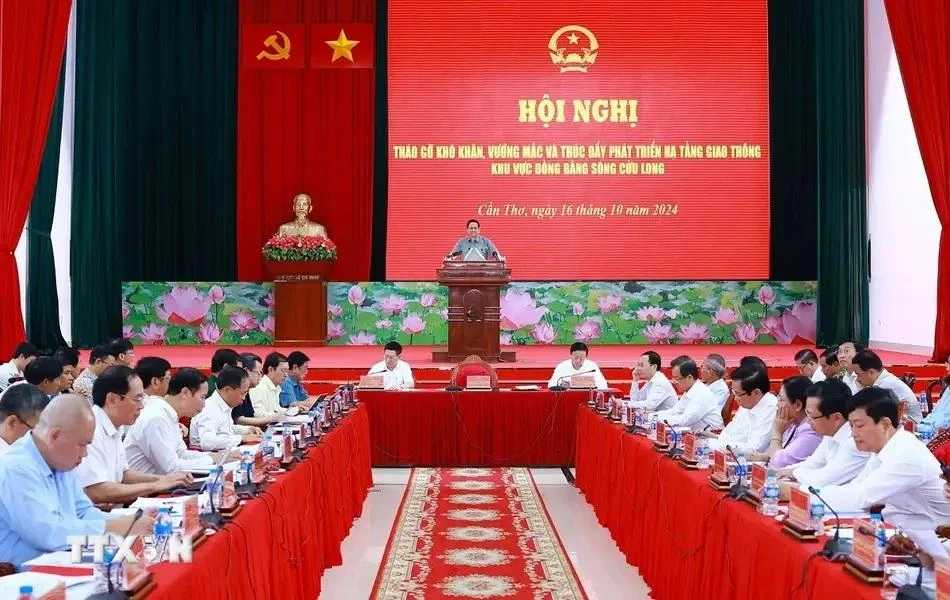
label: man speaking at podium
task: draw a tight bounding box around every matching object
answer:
[448,219,501,260]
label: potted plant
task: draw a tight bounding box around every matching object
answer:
[261,234,338,279]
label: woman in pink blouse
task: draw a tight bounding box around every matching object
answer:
[750,375,822,468]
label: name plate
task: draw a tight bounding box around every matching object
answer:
[713,450,727,478]
[466,375,492,389]
[850,517,880,571]
[682,432,696,461]
[282,432,293,462]
[749,463,767,497]
[655,421,668,446]
[221,470,238,510]
[787,487,814,530]
[359,375,384,389]
[570,374,596,389]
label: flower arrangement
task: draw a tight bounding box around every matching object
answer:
[262,234,338,261]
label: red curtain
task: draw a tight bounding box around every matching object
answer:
[0,0,71,355]
[237,0,375,282]
[883,0,950,361]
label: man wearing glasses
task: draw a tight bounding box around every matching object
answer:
[75,366,191,506]
[0,384,51,458]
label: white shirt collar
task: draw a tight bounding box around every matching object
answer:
[747,392,777,416]
[877,429,913,462]
[92,404,119,437]
[830,421,852,443]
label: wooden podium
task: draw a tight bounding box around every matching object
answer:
[265,260,332,346]
[432,260,515,363]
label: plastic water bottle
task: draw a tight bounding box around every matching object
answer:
[919,422,934,443]
[735,450,748,486]
[696,439,710,469]
[94,548,123,593]
[919,391,929,416]
[241,450,254,484]
[152,506,173,562]
[620,401,630,426]
[209,466,224,509]
[17,585,34,600]
[809,493,826,536]
[761,469,780,516]
[262,431,274,459]
[871,513,887,569]
[648,414,658,440]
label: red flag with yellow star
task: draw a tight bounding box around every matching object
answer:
[311,23,374,69]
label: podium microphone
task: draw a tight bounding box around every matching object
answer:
[807,486,853,560]
[664,421,684,458]
[725,445,747,499]
[86,508,144,600]
[549,369,595,392]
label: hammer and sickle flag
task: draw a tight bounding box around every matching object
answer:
[241,24,305,69]
[311,23,374,69]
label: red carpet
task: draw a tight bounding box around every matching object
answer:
[371,467,587,599]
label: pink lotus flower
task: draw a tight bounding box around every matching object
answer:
[713,308,739,325]
[263,292,275,309]
[380,295,408,315]
[419,293,437,308]
[500,290,548,331]
[759,315,791,343]
[531,323,556,344]
[198,323,222,344]
[139,324,167,345]
[677,322,709,343]
[260,316,275,336]
[121,304,130,320]
[500,333,513,345]
[401,313,426,335]
[209,285,225,305]
[733,323,758,343]
[347,285,365,306]
[327,304,343,317]
[155,286,212,326]
[122,325,134,339]
[757,285,776,305]
[349,332,376,345]
[644,323,673,344]
[636,306,667,322]
[665,309,681,320]
[597,294,622,314]
[574,319,601,342]
[327,321,344,340]
[440,308,449,319]
[229,310,259,334]
[375,319,393,329]
[779,301,817,344]
[571,302,584,316]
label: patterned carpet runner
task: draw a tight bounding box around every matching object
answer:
[371,467,587,599]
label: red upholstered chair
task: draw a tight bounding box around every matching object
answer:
[450,355,499,389]
[928,428,950,466]
[720,392,738,427]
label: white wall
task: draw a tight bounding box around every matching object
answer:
[867,0,941,355]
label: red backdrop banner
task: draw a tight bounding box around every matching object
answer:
[386,0,770,281]
[312,23,374,69]
[240,23,306,69]
[0,0,71,354]
[237,0,375,283]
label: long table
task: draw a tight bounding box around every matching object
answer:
[148,406,373,599]
[575,406,881,600]
[359,389,597,466]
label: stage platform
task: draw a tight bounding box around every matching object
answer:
[122,344,943,394]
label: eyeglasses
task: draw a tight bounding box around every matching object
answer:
[733,389,749,398]
[15,415,35,430]
[121,393,146,404]
[805,411,827,420]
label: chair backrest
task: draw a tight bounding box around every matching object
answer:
[450,355,499,389]
[720,392,738,426]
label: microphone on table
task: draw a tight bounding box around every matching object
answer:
[807,485,853,560]
[549,369,595,392]
[87,508,145,600]
[725,445,747,500]
[664,420,684,458]
[201,467,225,529]
[367,369,387,375]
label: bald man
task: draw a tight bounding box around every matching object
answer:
[0,394,155,567]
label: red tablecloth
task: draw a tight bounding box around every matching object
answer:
[575,407,882,600]
[147,406,373,599]
[360,389,597,466]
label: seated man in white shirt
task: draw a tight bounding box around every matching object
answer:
[76,366,191,505]
[23,357,67,400]
[368,341,415,390]
[657,356,723,432]
[700,353,730,411]
[72,344,116,399]
[125,368,214,475]
[547,342,608,390]
[191,366,263,451]
[852,349,922,423]
[0,342,39,392]
[836,339,863,393]
[628,351,676,411]
[794,349,825,383]
[109,337,136,368]
[776,379,869,498]
[705,361,778,454]
[134,356,189,439]
[250,352,290,417]
[820,388,950,559]
[0,384,51,458]
[819,348,845,381]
